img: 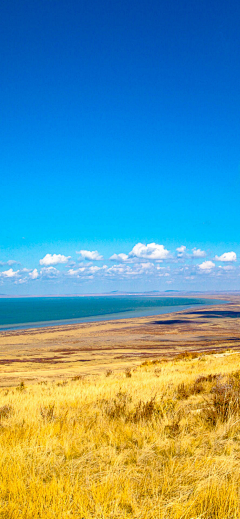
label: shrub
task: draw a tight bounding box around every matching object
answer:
[40,404,55,421]
[16,381,25,392]
[130,397,162,423]
[204,381,240,425]
[175,351,200,361]
[140,359,162,367]
[164,419,180,437]
[105,391,131,420]
[125,368,132,378]
[176,382,190,399]
[176,374,219,400]
[104,392,162,423]
[0,405,12,420]
[195,374,219,384]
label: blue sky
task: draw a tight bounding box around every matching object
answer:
[1,0,240,294]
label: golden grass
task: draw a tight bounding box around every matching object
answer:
[1,351,240,518]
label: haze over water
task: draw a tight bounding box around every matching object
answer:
[0,296,223,331]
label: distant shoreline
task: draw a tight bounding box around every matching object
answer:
[0,292,234,299]
[0,297,228,333]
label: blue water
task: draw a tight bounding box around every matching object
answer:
[0,296,225,331]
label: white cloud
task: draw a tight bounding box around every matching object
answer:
[106,264,138,277]
[68,261,159,280]
[198,260,215,272]
[215,251,237,262]
[68,268,82,276]
[176,245,186,257]
[0,260,18,266]
[129,242,170,260]
[39,254,70,266]
[15,278,27,285]
[0,268,19,278]
[67,265,104,278]
[76,250,103,261]
[105,262,155,278]
[40,267,60,278]
[192,248,206,258]
[89,265,102,273]
[110,253,129,262]
[139,262,153,270]
[29,269,39,279]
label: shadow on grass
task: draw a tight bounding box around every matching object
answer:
[150,319,195,325]
[187,310,240,319]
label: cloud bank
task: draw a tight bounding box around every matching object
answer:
[0,242,239,290]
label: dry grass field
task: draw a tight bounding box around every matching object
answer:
[1,349,240,518]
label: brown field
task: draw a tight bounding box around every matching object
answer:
[1,294,240,386]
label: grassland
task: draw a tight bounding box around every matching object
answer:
[1,349,240,518]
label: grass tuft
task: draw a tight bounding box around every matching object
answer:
[0,404,12,420]
[40,403,55,421]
